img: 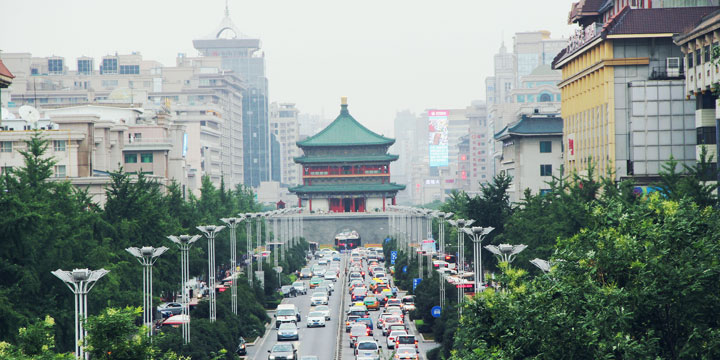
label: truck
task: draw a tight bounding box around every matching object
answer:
[275,304,301,329]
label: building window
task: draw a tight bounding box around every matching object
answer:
[696,50,702,66]
[48,59,63,74]
[0,141,12,152]
[125,154,138,163]
[54,165,66,178]
[77,59,93,75]
[697,127,717,145]
[539,141,552,153]
[540,164,552,176]
[119,65,140,75]
[54,140,67,152]
[141,153,153,163]
[705,45,711,63]
[539,93,552,102]
[102,80,118,88]
[102,58,118,74]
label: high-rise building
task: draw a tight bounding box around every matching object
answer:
[269,102,300,185]
[193,4,269,187]
[553,1,717,184]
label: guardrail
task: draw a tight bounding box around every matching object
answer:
[334,256,348,360]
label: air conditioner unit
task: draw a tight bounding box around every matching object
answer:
[667,57,680,77]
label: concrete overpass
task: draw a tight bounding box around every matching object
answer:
[301,212,390,246]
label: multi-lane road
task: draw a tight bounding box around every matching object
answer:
[246,253,435,360]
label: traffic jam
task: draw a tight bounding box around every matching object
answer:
[253,246,422,360]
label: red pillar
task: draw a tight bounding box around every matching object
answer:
[382,196,386,211]
[309,198,313,211]
[352,198,356,212]
[298,198,301,207]
[392,197,396,205]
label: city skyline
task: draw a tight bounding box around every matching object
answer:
[0,0,574,138]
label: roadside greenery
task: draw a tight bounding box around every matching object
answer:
[393,153,720,359]
[0,133,295,358]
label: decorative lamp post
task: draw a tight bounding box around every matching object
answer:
[51,268,109,359]
[197,225,226,322]
[125,246,168,337]
[221,217,244,315]
[530,258,551,273]
[484,243,527,264]
[463,226,495,293]
[167,234,201,344]
[243,213,256,286]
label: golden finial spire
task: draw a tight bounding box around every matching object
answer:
[341,96,347,105]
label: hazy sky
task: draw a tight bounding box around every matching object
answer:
[0,0,575,137]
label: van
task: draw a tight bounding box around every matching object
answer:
[275,304,300,329]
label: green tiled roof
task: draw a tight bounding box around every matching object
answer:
[297,104,394,147]
[289,183,405,194]
[294,154,399,164]
[494,114,563,140]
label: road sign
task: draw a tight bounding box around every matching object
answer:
[390,251,398,264]
[402,266,407,273]
[431,306,441,318]
[413,278,422,291]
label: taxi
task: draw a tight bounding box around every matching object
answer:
[363,296,380,310]
[309,276,323,289]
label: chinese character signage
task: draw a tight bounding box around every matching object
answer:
[428,110,449,167]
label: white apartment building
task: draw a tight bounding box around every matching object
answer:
[269,102,300,185]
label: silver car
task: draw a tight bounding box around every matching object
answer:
[276,322,299,341]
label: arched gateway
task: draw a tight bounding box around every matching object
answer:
[289,97,405,213]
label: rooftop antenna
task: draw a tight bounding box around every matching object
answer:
[225,0,229,17]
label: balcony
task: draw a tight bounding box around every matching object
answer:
[649,66,685,81]
[123,137,172,151]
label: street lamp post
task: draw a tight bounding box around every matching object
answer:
[221,217,243,316]
[530,258,551,273]
[243,213,256,286]
[167,234,201,344]
[125,246,168,337]
[197,225,225,322]
[51,268,109,359]
[255,214,263,273]
[463,226,495,293]
[484,244,527,264]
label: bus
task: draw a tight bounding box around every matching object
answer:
[335,230,361,251]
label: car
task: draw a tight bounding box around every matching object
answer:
[402,295,416,313]
[314,305,331,320]
[292,281,307,295]
[349,323,371,347]
[394,345,419,360]
[351,287,368,302]
[318,259,329,266]
[386,324,407,337]
[387,330,408,349]
[355,316,374,330]
[235,336,247,356]
[332,254,341,261]
[311,292,329,306]
[396,334,418,349]
[348,272,363,282]
[363,296,380,310]
[280,285,296,298]
[381,317,403,335]
[309,276,323,288]
[316,285,332,297]
[345,315,361,332]
[321,280,335,292]
[276,322,299,341]
[354,337,381,359]
[347,305,369,318]
[324,270,338,281]
[386,298,403,309]
[268,343,297,360]
[299,268,313,279]
[156,302,183,317]
[306,311,326,327]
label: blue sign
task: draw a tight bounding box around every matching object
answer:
[431,306,442,318]
[402,266,407,273]
[413,278,422,291]
[390,251,398,265]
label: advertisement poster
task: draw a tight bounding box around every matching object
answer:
[428,110,449,166]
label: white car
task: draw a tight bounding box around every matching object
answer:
[355,337,381,360]
[394,345,420,360]
[311,292,329,306]
[306,311,326,327]
[321,280,335,292]
[276,322,299,341]
[324,271,338,281]
[314,305,331,320]
[386,330,408,349]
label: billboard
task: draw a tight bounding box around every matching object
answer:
[428,110,449,167]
